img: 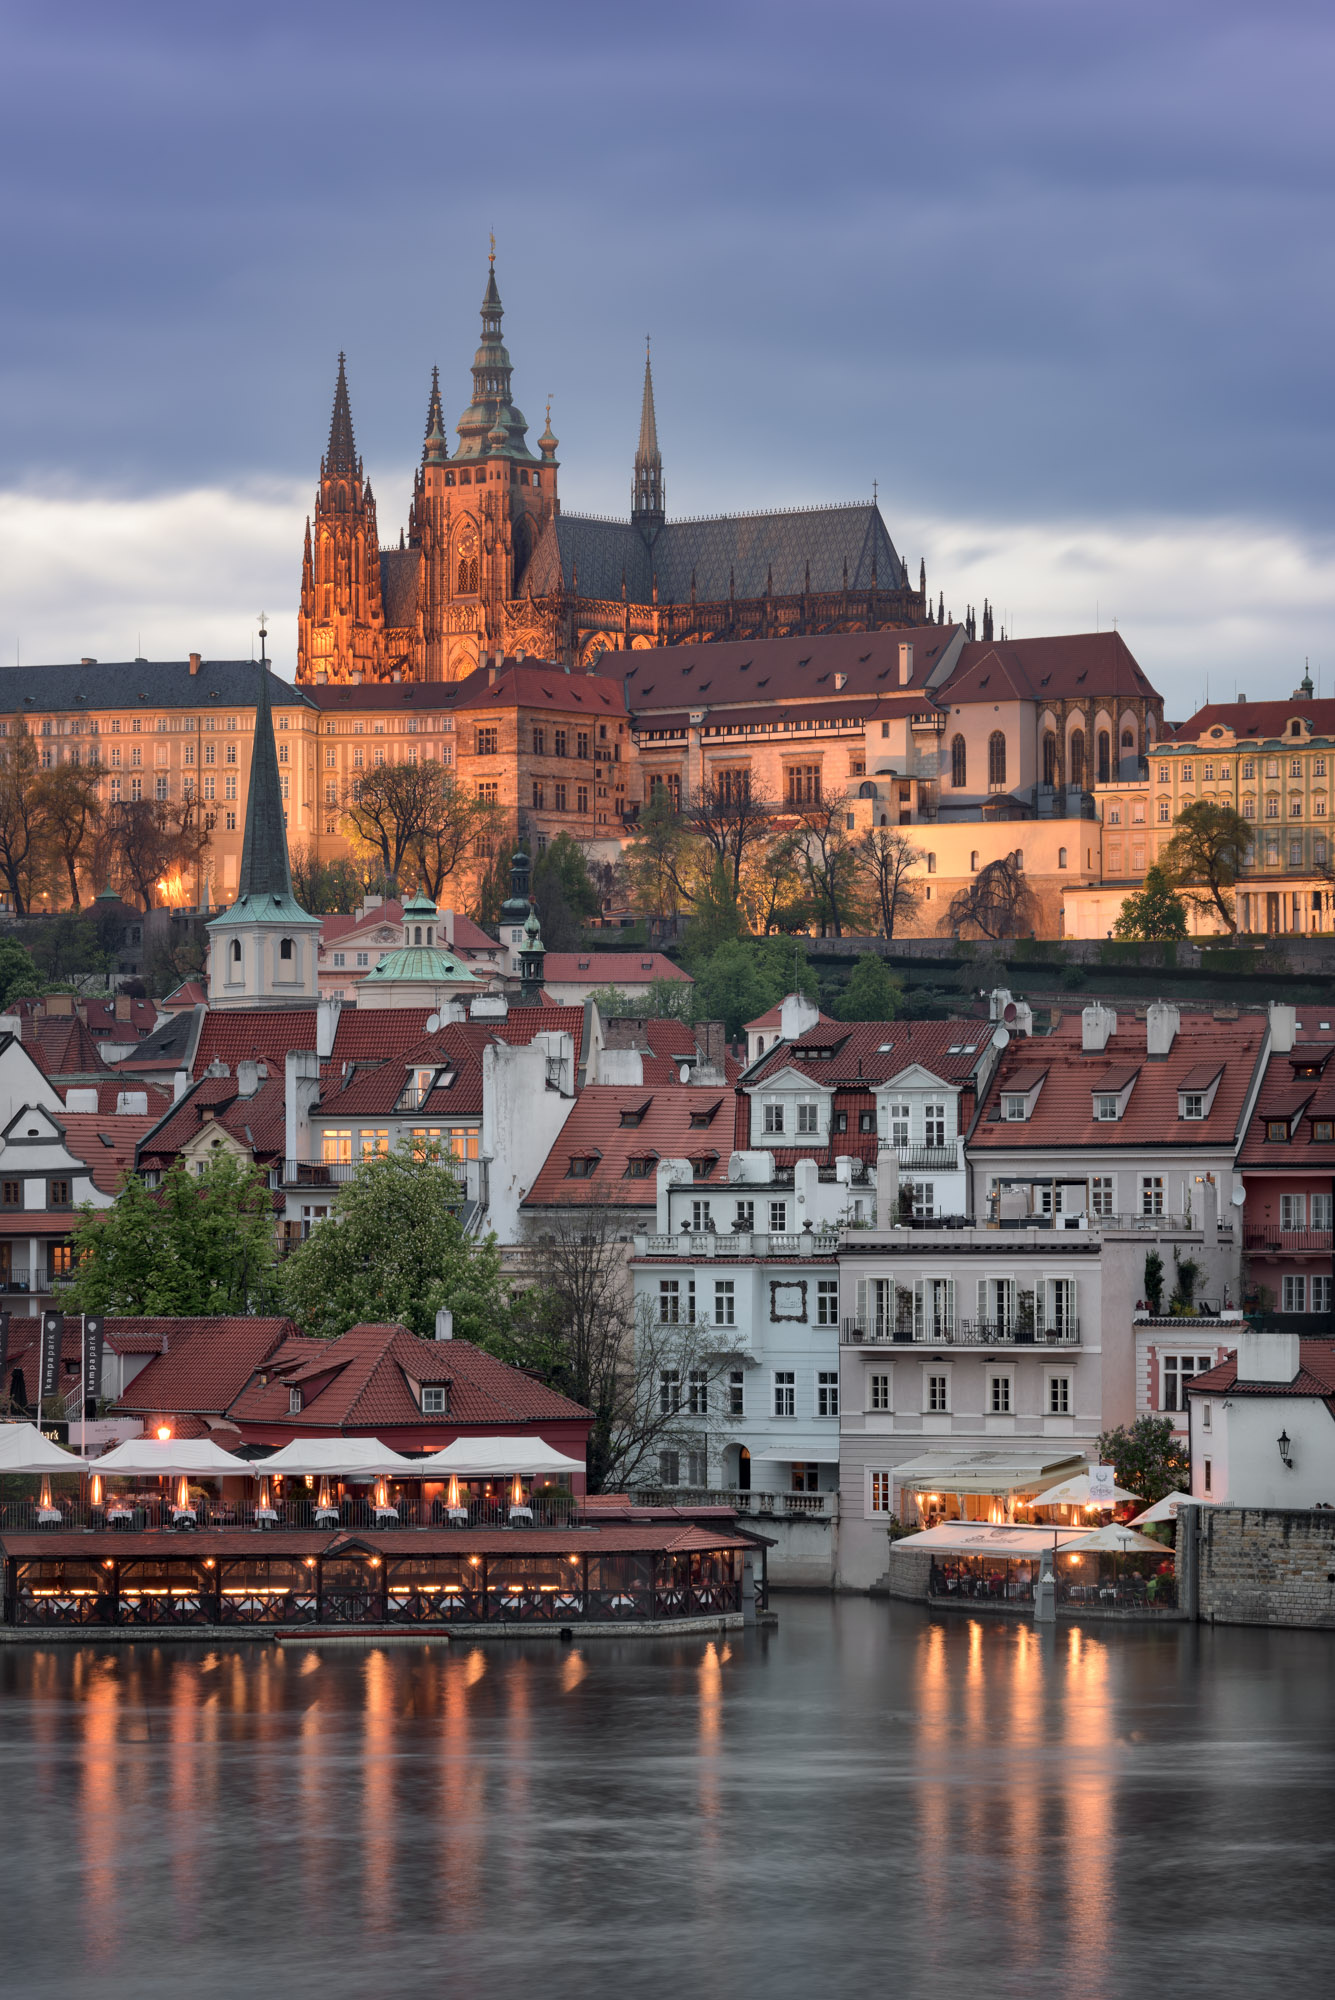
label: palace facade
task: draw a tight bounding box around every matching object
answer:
[296,252,928,687]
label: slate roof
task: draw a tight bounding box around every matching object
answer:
[0,660,316,715]
[970,1014,1267,1150]
[227,1325,591,1432]
[520,502,907,602]
[123,1009,198,1069]
[1185,1341,1335,1404]
[379,547,421,629]
[623,625,956,717]
[523,1084,737,1208]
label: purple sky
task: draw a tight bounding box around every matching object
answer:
[2,0,1333,711]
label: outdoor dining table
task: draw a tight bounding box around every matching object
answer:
[372,1505,400,1524]
[36,1508,63,1529]
[107,1508,135,1529]
[508,1506,534,1526]
[171,1508,198,1530]
[314,1508,340,1527]
[254,1508,278,1529]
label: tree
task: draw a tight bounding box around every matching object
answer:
[289,845,367,915]
[37,759,105,909]
[1096,1415,1190,1503]
[1159,801,1253,933]
[624,789,698,920]
[413,780,503,905]
[857,826,922,937]
[833,953,902,1022]
[1112,864,1189,942]
[106,798,211,910]
[686,775,776,890]
[342,758,492,890]
[278,1145,517,1342]
[67,1155,277,1315]
[791,797,869,936]
[0,732,53,914]
[642,974,694,1021]
[947,853,1037,940]
[740,825,809,934]
[682,856,744,960]
[19,913,108,985]
[0,935,43,1007]
[688,940,778,1039]
[586,984,637,1018]
[532,832,599,948]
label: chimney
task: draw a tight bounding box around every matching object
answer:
[1235,1329,1301,1384]
[778,992,820,1042]
[487,662,498,688]
[284,1049,321,1164]
[875,1148,900,1229]
[1268,1002,1296,1055]
[1146,1001,1180,1057]
[47,993,74,1017]
[65,1088,99,1113]
[172,1068,189,1103]
[236,1060,260,1100]
[316,996,342,1060]
[189,652,201,676]
[1081,1003,1116,1053]
[115,995,133,1022]
[898,642,913,687]
[694,1019,725,1071]
[115,1090,148,1116]
[434,1307,454,1341]
[80,657,96,667]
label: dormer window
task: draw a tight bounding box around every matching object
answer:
[288,1387,302,1415]
[567,1156,599,1178]
[421,1385,447,1415]
[1314,1120,1334,1142]
[1180,1094,1205,1120]
[1093,1095,1121,1122]
[1002,1095,1029,1121]
[624,1156,655,1178]
[1266,1120,1290,1142]
[1177,1064,1222,1121]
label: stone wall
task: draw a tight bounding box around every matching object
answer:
[1194,1505,1335,1628]
[882,1545,932,1601]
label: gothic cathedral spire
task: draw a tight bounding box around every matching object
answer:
[325,352,358,478]
[298,352,386,684]
[632,340,665,536]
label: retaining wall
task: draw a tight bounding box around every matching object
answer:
[1195,1505,1335,1629]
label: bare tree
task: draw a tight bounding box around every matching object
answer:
[412,780,504,902]
[791,796,870,937]
[107,798,211,910]
[686,774,777,889]
[858,825,922,937]
[0,732,53,914]
[37,757,106,908]
[947,852,1038,940]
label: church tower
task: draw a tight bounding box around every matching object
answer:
[631,343,664,537]
[297,355,386,684]
[413,247,557,681]
[208,634,321,1007]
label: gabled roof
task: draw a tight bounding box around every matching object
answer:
[137,1070,287,1170]
[524,1084,737,1208]
[1185,1341,1335,1404]
[746,1018,991,1091]
[449,661,629,717]
[1168,698,1335,747]
[60,1113,159,1194]
[108,1317,298,1418]
[1238,1041,1335,1168]
[190,1006,438,1080]
[546,952,689,985]
[624,626,954,715]
[940,630,1158,706]
[226,1325,590,1432]
[315,1009,584,1121]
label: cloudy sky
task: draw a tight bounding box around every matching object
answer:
[2,0,1332,716]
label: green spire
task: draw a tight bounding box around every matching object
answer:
[235,638,295,904]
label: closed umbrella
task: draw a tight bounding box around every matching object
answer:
[1130,1490,1208,1525]
[1063,1523,1166,1555]
[1030,1472,1137,1507]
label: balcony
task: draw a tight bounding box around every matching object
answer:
[0,1267,76,1296]
[276,1158,488,1205]
[634,1487,838,1521]
[639,1230,839,1259]
[894,1145,959,1172]
[1243,1227,1334,1254]
[841,1315,1080,1348]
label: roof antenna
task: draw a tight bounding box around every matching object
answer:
[259,613,268,669]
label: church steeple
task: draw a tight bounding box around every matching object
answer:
[423,365,448,465]
[300,353,386,685]
[325,353,357,479]
[632,341,665,534]
[454,241,536,463]
[236,642,294,905]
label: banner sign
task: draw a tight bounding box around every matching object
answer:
[1088,1463,1118,1505]
[38,1311,62,1405]
[0,1308,9,1387]
[82,1316,106,1404]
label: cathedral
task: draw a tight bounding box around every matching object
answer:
[297,251,928,686]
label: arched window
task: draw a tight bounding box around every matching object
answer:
[1121,728,1135,751]
[427,927,434,944]
[414,926,422,944]
[1013,850,1024,870]
[1042,732,1058,787]
[988,732,1006,789]
[457,553,479,594]
[926,854,937,874]
[970,850,979,871]
[229,939,241,964]
[1070,730,1086,788]
[1097,731,1111,784]
[1058,847,1068,869]
[858,780,876,799]
[279,937,293,961]
[951,734,967,787]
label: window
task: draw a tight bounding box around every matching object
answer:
[768,1200,788,1231]
[926,853,936,874]
[1314,1276,1333,1313]
[532,780,545,810]
[359,1130,389,1161]
[1098,731,1111,784]
[1182,761,1193,782]
[1282,1275,1307,1313]
[1202,1402,1212,1431]
[421,1385,447,1415]
[1242,759,1254,779]
[859,1110,876,1134]
[1058,846,1067,868]
[1042,731,1058,787]
[817,1372,839,1417]
[477,781,498,805]
[926,1373,949,1413]
[567,1156,598,1179]
[869,1373,890,1412]
[924,1103,946,1146]
[1158,798,1170,822]
[1265,796,1279,819]
[1048,1374,1072,1415]
[1203,1459,1212,1494]
[796,1101,819,1135]
[1266,1120,1290,1142]
[48,1179,71,1208]
[658,1279,681,1324]
[688,1368,709,1415]
[1002,1095,1029,1122]
[887,1101,910,1144]
[713,1280,735,1327]
[816,1279,839,1326]
[1280,1193,1306,1230]
[576,784,589,813]
[869,1471,892,1514]
[0,1179,20,1207]
[1180,1093,1205,1120]
[728,1370,745,1416]
[554,782,567,811]
[990,1374,1012,1414]
[1140,1176,1165,1217]
[1090,1175,1114,1217]
[950,734,966,787]
[1312,1193,1332,1229]
[773,1372,796,1418]
[1162,1355,1214,1412]
[762,1101,785,1134]
[287,1387,302,1415]
[988,731,1006,788]
[659,1369,682,1414]
[659,1451,680,1487]
[1243,796,1255,819]
[475,727,498,756]
[786,764,821,804]
[1315,1122,1335,1145]
[734,1199,754,1230]
[1070,731,1086,787]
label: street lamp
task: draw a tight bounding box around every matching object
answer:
[1278,1430,1293,1468]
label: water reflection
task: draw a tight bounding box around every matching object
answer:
[1,1605,1334,2000]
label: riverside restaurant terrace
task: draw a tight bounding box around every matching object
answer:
[0,1427,754,1635]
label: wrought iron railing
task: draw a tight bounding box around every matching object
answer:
[841,1315,1079,1347]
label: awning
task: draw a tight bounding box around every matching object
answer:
[255,1438,423,1478]
[91,1437,254,1477]
[0,1423,87,1473]
[892,1523,1091,1557]
[1063,1523,1167,1555]
[1030,1472,1137,1506]
[1130,1490,1210,1525]
[415,1435,586,1478]
[891,1451,1086,1497]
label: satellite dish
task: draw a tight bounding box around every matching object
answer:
[1231,1186,1246,1207]
[992,1026,1011,1049]
[426,1014,440,1033]
[679,1063,691,1084]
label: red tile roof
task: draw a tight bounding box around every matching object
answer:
[60,1113,158,1194]
[599,1018,741,1086]
[137,1071,288,1171]
[62,1080,173,1117]
[544,951,689,987]
[624,626,956,713]
[524,1084,736,1208]
[943,630,1157,705]
[24,1016,112,1076]
[1169,698,1335,747]
[1237,1046,1335,1169]
[448,914,502,954]
[971,1014,1267,1150]
[449,661,629,716]
[317,1008,584,1121]
[745,1003,835,1032]
[227,1326,591,1432]
[1185,1341,1335,1403]
[110,1317,297,1418]
[747,1018,992,1091]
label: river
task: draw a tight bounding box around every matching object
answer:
[1,1598,1332,1999]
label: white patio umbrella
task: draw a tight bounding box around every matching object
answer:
[0,1423,87,1473]
[256,1437,422,1478]
[416,1435,586,1479]
[1030,1472,1137,1507]
[1063,1522,1167,1556]
[90,1436,254,1478]
[1130,1490,1209,1525]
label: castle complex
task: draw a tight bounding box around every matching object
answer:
[296,252,927,686]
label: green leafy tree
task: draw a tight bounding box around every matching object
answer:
[586,983,637,1017]
[1096,1415,1190,1503]
[0,935,44,1008]
[1159,800,1253,934]
[688,940,777,1039]
[289,845,367,915]
[1113,864,1189,941]
[642,974,693,1020]
[532,832,600,949]
[278,1146,518,1342]
[683,856,744,961]
[624,789,698,920]
[19,914,108,985]
[833,953,902,1022]
[67,1155,277,1314]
